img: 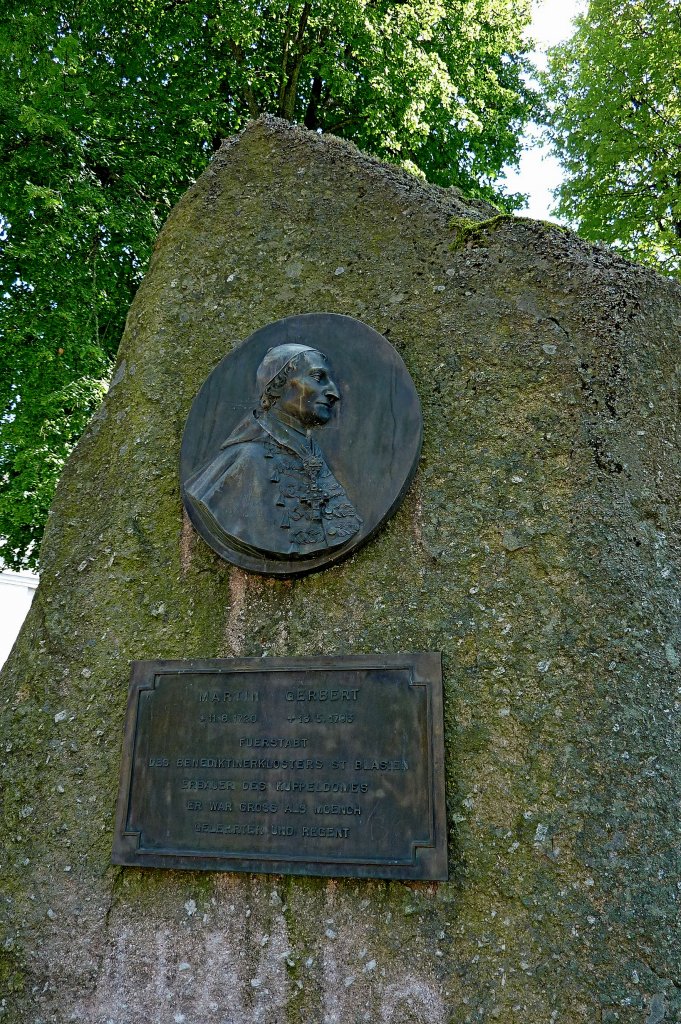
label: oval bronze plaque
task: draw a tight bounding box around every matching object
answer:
[180,313,422,576]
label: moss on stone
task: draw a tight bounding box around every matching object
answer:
[0,948,25,996]
[450,213,572,253]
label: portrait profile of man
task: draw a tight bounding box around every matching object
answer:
[183,343,362,561]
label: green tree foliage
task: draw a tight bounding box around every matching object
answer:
[544,0,681,276]
[0,0,535,567]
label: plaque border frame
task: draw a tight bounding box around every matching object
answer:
[112,653,447,881]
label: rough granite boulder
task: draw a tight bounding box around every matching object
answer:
[1,116,680,1024]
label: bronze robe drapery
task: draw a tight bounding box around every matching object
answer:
[184,411,362,560]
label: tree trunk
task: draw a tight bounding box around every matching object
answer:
[303,73,323,129]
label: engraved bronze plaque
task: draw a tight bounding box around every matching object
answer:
[113,654,447,880]
[180,313,423,576]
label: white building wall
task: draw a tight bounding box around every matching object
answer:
[0,570,38,669]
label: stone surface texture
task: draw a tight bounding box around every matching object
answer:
[1,117,680,1024]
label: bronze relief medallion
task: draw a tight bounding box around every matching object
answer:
[180,313,422,575]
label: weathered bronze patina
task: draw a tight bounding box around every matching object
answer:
[180,313,422,575]
[113,654,447,880]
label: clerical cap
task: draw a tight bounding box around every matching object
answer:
[256,344,317,397]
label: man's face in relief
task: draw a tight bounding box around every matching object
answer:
[276,350,340,429]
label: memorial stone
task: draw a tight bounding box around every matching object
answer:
[1,117,679,1023]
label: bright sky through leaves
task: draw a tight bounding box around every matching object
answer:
[505,0,586,220]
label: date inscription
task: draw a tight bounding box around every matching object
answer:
[113,654,446,880]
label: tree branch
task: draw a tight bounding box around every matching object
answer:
[227,39,260,118]
[277,2,312,121]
